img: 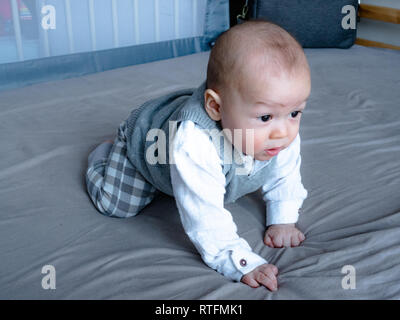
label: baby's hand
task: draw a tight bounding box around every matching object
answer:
[264,223,305,248]
[241,263,278,291]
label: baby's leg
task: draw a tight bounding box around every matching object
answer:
[85,121,157,218]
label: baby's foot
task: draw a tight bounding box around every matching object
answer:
[264,223,305,248]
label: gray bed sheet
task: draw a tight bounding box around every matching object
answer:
[1,45,399,300]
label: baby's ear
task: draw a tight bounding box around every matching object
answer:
[204,89,222,121]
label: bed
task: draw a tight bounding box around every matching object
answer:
[1,42,399,299]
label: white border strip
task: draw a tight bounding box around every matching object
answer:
[192,0,197,36]
[174,0,180,39]
[88,0,96,50]
[10,0,24,60]
[133,0,140,44]
[111,0,119,47]
[154,0,160,41]
[64,0,74,53]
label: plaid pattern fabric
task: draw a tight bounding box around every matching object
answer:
[85,121,158,218]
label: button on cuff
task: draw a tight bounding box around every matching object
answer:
[229,249,267,275]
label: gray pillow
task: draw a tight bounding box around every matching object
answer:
[247,0,359,48]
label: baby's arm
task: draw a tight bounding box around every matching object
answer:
[170,120,277,290]
[262,134,308,248]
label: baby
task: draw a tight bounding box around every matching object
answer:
[85,20,311,292]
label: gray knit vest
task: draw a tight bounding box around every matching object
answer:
[124,81,276,203]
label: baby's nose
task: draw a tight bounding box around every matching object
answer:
[269,125,287,140]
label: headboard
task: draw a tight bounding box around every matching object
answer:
[356,3,400,50]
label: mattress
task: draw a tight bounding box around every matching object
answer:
[1,45,399,299]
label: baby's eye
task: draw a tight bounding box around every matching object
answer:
[291,111,302,118]
[259,115,271,122]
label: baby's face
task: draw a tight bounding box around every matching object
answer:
[219,68,311,161]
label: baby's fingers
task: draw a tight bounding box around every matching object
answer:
[272,234,284,248]
[257,272,277,292]
[290,231,305,247]
[241,274,260,288]
[294,232,305,246]
[264,234,274,247]
[291,234,300,247]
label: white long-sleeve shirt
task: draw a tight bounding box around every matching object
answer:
[170,120,308,282]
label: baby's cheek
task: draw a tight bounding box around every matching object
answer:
[251,130,268,152]
[238,126,268,156]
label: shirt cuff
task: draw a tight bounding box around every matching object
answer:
[266,200,302,226]
[228,248,268,282]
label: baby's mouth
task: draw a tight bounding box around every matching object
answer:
[264,147,281,156]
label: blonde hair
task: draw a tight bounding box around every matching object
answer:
[206,20,309,92]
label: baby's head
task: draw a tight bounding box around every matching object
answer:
[204,20,311,161]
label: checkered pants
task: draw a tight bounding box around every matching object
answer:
[85,121,158,218]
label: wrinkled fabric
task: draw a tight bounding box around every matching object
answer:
[0,46,400,299]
